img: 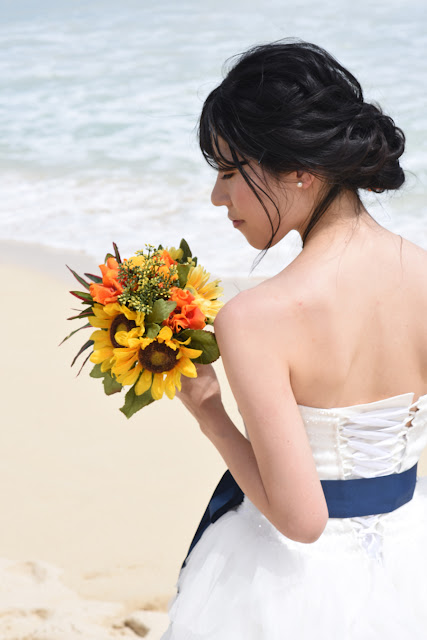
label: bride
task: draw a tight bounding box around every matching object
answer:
[161,40,427,638]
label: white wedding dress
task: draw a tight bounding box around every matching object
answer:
[161,392,427,639]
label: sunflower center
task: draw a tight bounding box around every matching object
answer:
[138,341,178,373]
[110,314,137,348]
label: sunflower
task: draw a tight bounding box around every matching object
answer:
[185,265,224,321]
[111,326,202,400]
[88,302,145,373]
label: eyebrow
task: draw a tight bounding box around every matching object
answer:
[217,160,249,170]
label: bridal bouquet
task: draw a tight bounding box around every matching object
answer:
[62,240,223,418]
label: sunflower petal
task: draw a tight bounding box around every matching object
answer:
[117,363,142,386]
[89,316,111,328]
[176,356,197,378]
[140,337,154,349]
[135,369,152,396]
[90,347,114,364]
[179,345,203,359]
[92,304,110,319]
[151,372,165,400]
[90,329,110,344]
[114,330,141,348]
[158,326,173,342]
[113,347,136,360]
[164,371,177,399]
[112,354,139,376]
[100,357,114,372]
[174,369,182,392]
[103,302,122,316]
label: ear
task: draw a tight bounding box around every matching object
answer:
[295,170,316,189]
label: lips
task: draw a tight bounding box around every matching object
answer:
[228,214,244,227]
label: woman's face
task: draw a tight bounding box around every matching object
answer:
[210,138,309,250]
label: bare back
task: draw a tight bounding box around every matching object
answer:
[257,220,427,411]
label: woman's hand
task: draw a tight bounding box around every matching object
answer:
[176,363,223,425]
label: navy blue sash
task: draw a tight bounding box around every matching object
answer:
[181,463,418,569]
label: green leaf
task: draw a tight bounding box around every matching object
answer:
[68,309,93,320]
[120,385,155,419]
[66,265,91,290]
[90,364,104,378]
[145,323,161,339]
[177,329,220,364]
[146,299,176,324]
[89,363,122,394]
[84,272,102,283]
[71,339,94,367]
[179,238,192,262]
[112,242,122,264]
[70,290,94,303]
[59,322,91,346]
[177,263,191,288]
[102,371,123,395]
[104,252,115,262]
[76,352,92,376]
[192,256,198,267]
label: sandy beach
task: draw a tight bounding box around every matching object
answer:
[1,239,427,639]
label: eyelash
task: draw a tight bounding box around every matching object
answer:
[220,172,235,180]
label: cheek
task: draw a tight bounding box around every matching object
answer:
[243,226,274,250]
[240,205,277,249]
[233,179,283,248]
[233,184,273,242]
[233,181,253,209]
[235,183,266,219]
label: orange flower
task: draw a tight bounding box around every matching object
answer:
[165,301,206,332]
[155,250,179,280]
[181,303,206,329]
[170,286,195,308]
[159,250,177,268]
[90,257,124,305]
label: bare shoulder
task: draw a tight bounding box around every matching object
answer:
[214,271,315,336]
[399,235,427,293]
[402,235,427,264]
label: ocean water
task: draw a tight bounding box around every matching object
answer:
[0,0,426,277]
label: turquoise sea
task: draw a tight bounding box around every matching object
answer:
[0,0,426,276]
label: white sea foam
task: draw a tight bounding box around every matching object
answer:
[0,0,426,276]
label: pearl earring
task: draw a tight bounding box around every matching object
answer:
[297,181,303,188]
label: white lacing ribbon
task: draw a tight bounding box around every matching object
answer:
[350,514,385,561]
[339,404,415,560]
[340,406,414,478]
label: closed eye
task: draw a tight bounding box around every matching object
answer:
[218,160,247,180]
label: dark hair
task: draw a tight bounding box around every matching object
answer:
[198,39,405,264]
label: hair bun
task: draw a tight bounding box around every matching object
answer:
[343,101,405,193]
[199,39,409,249]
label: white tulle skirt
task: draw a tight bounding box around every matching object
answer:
[161,476,427,639]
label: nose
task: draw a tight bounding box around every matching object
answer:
[211,174,231,207]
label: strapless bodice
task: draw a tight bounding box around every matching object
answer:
[297,392,427,480]
[239,392,427,560]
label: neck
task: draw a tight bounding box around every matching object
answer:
[298,190,380,253]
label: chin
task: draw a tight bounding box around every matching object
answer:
[241,232,271,250]
[249,241,269,250]
[254,229,292,250]
[245,234,283,251]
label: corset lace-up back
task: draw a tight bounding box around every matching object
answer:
[297,392,427,560]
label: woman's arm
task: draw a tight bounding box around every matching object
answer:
[178,289,329,544]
